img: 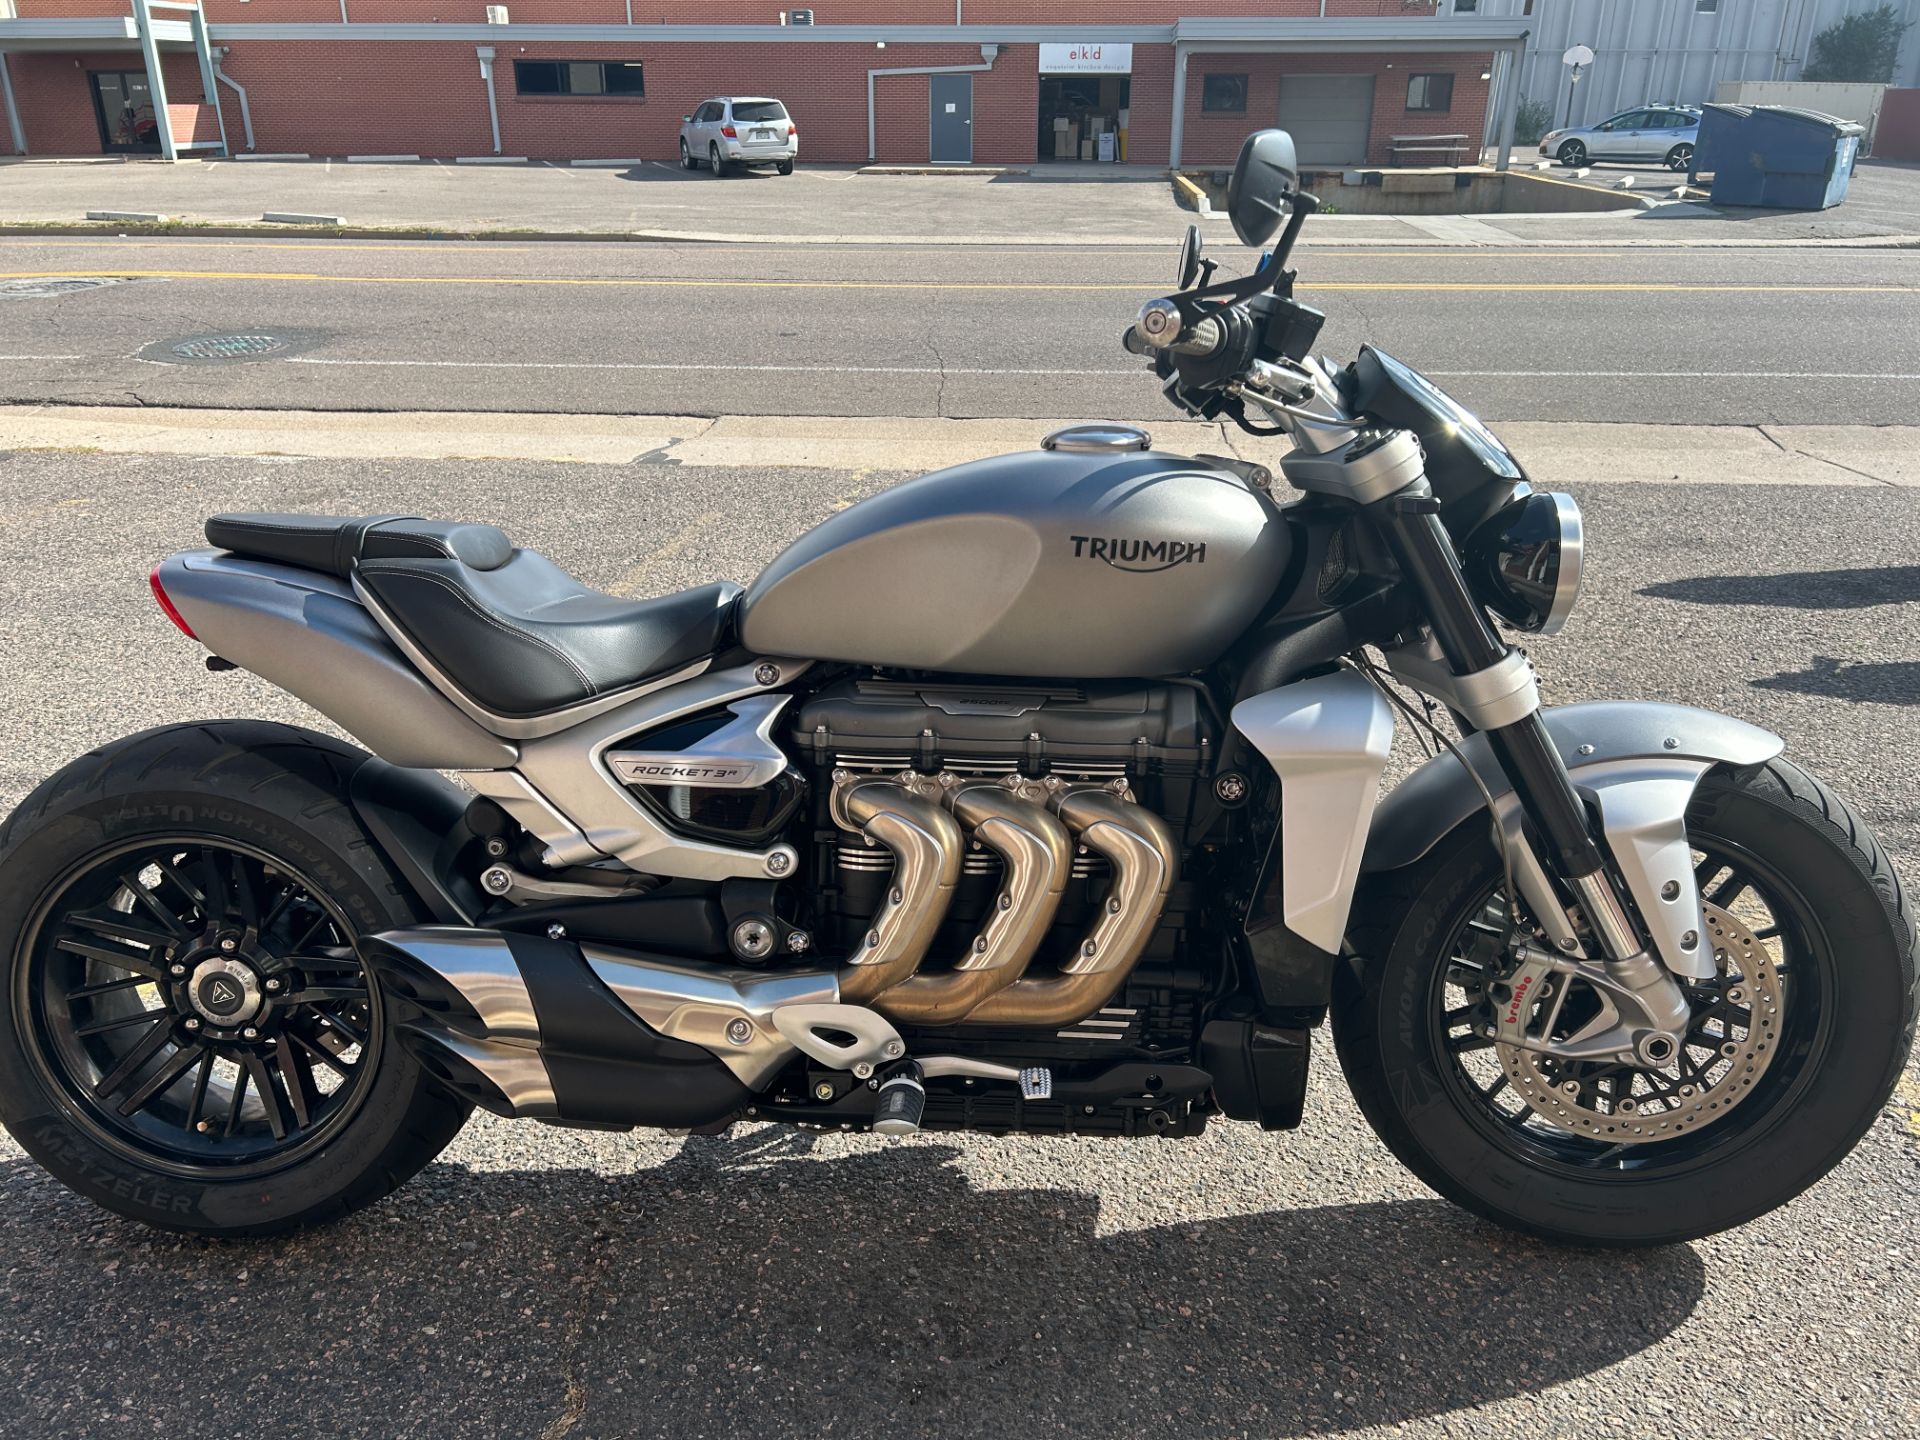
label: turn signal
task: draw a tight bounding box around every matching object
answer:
[149,566,197,640]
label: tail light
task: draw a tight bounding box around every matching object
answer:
[149,566,198,640]
[788,124,797,136]
[720,124,737,139]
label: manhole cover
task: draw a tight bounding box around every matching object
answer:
[169,334,289,361]
[0,276,142,299]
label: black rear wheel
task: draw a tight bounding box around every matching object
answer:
[1336,758,1916,1246]
[0,722,468,1235]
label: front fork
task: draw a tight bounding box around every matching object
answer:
[1366,486,1695,1055]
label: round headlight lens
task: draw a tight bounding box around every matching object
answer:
[1464,491,1583,635]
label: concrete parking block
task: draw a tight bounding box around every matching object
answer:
[261,212,342,225]
[84,210,165,222]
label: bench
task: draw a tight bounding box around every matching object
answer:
[1389,133,1471,166]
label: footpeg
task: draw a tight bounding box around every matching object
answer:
[872,1062,926,1136]
[1019,1066,1052,1101]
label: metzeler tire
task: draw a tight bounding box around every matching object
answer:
[1334,757,1916,1247]
[0,721,469,1236]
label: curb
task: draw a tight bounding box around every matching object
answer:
[0,218,1915,250]
[1171,173,1211,215]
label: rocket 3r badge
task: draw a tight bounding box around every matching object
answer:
[1069,535,1209,573]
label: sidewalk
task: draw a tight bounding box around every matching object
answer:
[3,157,1918,247]
[3,405,1914,487]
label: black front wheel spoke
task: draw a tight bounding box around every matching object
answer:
[241,1052,292,1141]
[53,935,163,983]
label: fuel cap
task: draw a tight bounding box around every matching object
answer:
[1041,424,1151,454]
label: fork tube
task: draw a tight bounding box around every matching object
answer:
[1372,495,1623,899]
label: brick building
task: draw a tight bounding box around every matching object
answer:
[0,1,1529,169]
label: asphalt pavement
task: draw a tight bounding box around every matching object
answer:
[2,237,1919,423]
[0,446,1916,1440]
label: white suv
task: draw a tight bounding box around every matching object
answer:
[679,97,798,176]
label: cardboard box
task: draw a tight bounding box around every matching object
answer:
[1052,116,1070,132]
[1080,138,1093,160]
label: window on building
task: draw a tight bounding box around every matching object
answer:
[514,60,645,97]
[1202,73,1248,113]
[1696,0,1718,10]
[1406,73,1454,113]
[1453,0,1479,12]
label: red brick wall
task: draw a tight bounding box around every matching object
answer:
[1124,42,1173,164]
[7,50,211,155]
[17,0,1440,22]
[1181,50,1491,168]
[207,38,1044,160]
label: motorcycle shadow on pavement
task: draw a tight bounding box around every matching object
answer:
[0,1130,1705,1439]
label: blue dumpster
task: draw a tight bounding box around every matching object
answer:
[1694,103,1864,209]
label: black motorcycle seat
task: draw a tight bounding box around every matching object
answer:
[205,512,740,717]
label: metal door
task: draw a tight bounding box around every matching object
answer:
[930,73,973,164]
[1276,75,1375,167]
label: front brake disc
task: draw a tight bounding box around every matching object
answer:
[1495,904,1784,1144]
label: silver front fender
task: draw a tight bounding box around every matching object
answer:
[1362,701,1784,979]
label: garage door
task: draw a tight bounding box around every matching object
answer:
[1276,74,1376,167]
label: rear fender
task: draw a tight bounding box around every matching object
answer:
[1361,701,1783,978]
[159,550,515,771]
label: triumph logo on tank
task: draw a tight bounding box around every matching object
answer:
[1069,535,1207,572]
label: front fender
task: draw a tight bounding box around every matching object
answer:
[1361,701,1783,978]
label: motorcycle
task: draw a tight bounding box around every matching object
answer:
[2,130,1911,1247]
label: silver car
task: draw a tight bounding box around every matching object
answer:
[679,97,798,177]
[1539,105,1700,171]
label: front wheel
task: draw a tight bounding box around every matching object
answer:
[1557,139,1587,167]
[0,722,469,1235]
[679,138,695,170]
[1335,757,1915,1247]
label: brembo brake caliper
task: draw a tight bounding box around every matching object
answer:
[769,1003,1051,1137]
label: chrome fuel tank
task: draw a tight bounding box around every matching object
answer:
[740,444,1289,677]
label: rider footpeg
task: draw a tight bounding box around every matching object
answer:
[872,1062,926,1137]
[1019,1067,1052,1101]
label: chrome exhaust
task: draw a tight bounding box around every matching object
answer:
[367,927,793,1128]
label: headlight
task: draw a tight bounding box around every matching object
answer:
[1464,491,1583,635]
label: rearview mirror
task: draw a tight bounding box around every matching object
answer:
[1226,130,1298,248]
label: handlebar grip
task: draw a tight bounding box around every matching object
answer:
[1126,301,1227,359]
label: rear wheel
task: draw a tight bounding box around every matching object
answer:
[777,159,795,176]
[1557,139,1588,167]
[0,722,468,1235]
[1335,758,1916,1246]
[1666,143,1695,171]
[709,144,728,177]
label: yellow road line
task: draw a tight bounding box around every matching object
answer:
[1,269,1913,295]
[0,241,537,253]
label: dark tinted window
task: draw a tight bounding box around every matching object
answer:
[514,60,643,97]
[1201,74,1247,113]
[731,101,788,122]
[1406,73,1454,113]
